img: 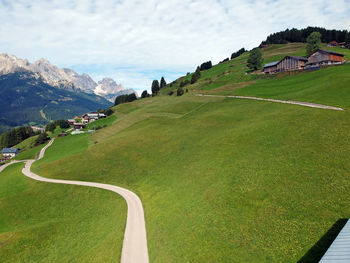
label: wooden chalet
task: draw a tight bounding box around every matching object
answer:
[263,56,307,74]
[276,56,308,72]
[306,49,345,68]
[327,41,339,47]
[327,41,346,47]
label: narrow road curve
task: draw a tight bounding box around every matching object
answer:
[196,94,344,111]
[1,139,149,263]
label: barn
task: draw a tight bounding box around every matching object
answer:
[306,49,345,68]
[276,56,308,72]
[262,61,279,74]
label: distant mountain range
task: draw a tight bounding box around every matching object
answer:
[0,70,112,133]
[0,53,136,102]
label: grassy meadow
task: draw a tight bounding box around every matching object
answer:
[0,156,126,263]
[2,42,350,262]
[32,93,350,262]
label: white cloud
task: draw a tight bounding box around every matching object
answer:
[0,0,349,91]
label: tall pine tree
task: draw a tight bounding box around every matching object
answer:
[160,77,166,89]
[151,80,160,95]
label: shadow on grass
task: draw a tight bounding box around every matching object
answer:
[298,218,348,263]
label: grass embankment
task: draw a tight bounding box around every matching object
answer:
[34,94,350,262]
[0,152,126,262]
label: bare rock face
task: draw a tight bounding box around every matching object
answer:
[0,54,30,74]
[0,53,134,100]
[95,78,136,102]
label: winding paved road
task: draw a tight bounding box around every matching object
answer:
[0,139,149,263]
[196,94,344,111]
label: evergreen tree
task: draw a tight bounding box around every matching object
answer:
[191,67,201,84]
[177,87,184,96]
[34,132,49,146]
[151,80,160,95]
[104,108,114,116]
[45,123,56,133]
[0,126,35,148]
[141,90,149,98]
[231,48,246,60]
[114,93,137,105]
[54,119,70,129]
[247,48,263,70]
[306,31,321,56]
[199,61,212,71]
[160,77,167,89]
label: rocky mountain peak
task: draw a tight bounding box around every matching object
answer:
[0,53,133,101]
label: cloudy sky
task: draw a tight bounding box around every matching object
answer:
[1,0,349,93]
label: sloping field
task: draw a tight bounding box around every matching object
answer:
[0,149,126,262]
[32,93,350,262]
[2,42,350,262]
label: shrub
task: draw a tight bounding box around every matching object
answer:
[104,108,114,116]
[180,79,190,87]
[168,91,174,96]
[34,132,49,146]
[191,67,201,84]
[177,87,184,96]
[45,123,56,133]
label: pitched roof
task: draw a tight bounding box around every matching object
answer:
[310,49,345,57]
[328,41,338,45]
[285,55,308,61]
[263,61,279,68]
[1,148,19,154]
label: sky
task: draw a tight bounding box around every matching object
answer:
[1,0,350,94]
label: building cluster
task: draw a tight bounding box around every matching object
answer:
[263,49,345,74]
[327,41,350,49]
[1,148,19,162]
[67,112,106,130]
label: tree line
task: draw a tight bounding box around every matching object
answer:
[247,31,324,71]
[261,27,350,45]
[0,126,38,148]
[114,93,137,106]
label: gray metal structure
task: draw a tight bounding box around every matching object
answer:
[319,219,350,262]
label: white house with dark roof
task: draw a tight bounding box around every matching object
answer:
[1,148,19,158]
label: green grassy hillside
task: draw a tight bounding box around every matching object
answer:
[2,43,350,262]
[0,157,126,263]
[31,93,350,262]
[163,43,350,107]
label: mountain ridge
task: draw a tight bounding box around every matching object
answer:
[0,53,136,102]
[0,70,111,133]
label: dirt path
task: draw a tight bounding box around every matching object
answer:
[196,94,344,111]
[1,139,149,263]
